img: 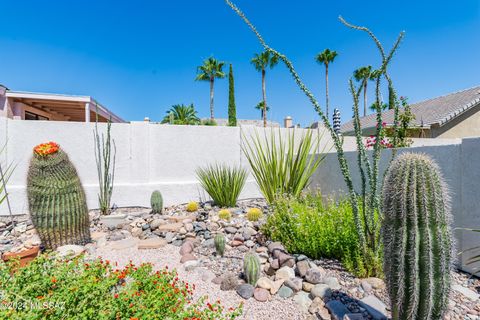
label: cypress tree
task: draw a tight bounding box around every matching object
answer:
[228,64,237,126]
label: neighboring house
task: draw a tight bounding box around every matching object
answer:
[341,86,480,138]
[206,118,281,127]
[0,84,125,123]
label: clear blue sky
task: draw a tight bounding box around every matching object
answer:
[0,1,478,126]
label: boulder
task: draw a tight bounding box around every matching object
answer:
[275,266,295,281]
[138,238,167,249]
[284,277,303,292]
[311,284,332,299]
[305,268,323,284]
[293,291,312,313]
[253,288,270,302]
[277,285,294,298]
[256,277,275,290]
[236,284,254,299]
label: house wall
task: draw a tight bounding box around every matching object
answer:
[0,118,477,273]
[432,103,480,138]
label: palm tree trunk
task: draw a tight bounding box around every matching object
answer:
[363,81,368,117]
[262,69,267,128]
[325,64,329,120]
[210,77,214,120]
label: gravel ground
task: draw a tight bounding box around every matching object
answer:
[95,244,308,320]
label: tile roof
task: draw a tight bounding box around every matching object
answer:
[341,86,480,133]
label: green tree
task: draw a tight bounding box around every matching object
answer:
[161,104,200,125]
[251,51,278,127]
[353,66,373,116]
[195,57,226,120]
[315,49,338,119]
[254,101,270,119]
[228,64,237,126]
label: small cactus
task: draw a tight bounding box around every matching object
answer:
[186,201,198,212]
[382,153,452,320]
[246,208,263,222]
[218,209,232,221]
[150,190,163,214]
[214,234,226,256]
[27,142,91,250]
[243,252,260,286]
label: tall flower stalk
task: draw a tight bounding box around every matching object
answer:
[94,113,116,215]
[225,0,404,276]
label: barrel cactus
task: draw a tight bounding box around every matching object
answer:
[218,209,231,221]
[214,234,226,256]
[246,208,263,222]
[186,201,198,212]
[243,252,260,286]
[27,142,91,250]
[150,190,163,214]
[382,153,452,320]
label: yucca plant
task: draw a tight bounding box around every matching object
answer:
[242,128,325,203]
[196,164,247,207]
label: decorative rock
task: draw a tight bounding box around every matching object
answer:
[56,245,85,258]
[271,279,284,295]
[231,240,243,247]
[184,260,200,271]
[157,222,183,232]
[308,296,326,314]
[303,282,315,292]
[325,300,350,320]
[267,241,284,253]
[275,266,295,281]
[91,231,107,241]
[220,273,238,291]
[296,260,310,277]
[361,280,373,293]
[293,291,312,313]
[131,227,143,237]
[359,295,388,320]
[284,277,303,292]
[253,288,270,302]
[150,219,164,230]
[245,240,255,248]
[225,227,237,234]
[270,258,280,270]
[212,276,223,285]
[202,238,215,248]
[363,277,385,290]
[277,285,294,298]
[236,284,254,299]
[311,284,332,299]
[138,238,167,249]
[323,276,341,290]
[256,277,274,290]
[242,227,257,240]
[305,268,323,284]
[179,241,194,255]
[108,238,138,250]
[180,253,196,263]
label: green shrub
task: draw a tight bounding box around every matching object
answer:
[0,254,242,319]
[196,164,247,207]
[201,119,218,126]
[263,193,381,277]
[242,129,325,204]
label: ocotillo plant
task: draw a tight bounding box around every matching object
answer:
[382,153,452,319]
[243,252,260,285]
[94,115,116,215]
[225,0,405,276]
[27,142,91,250]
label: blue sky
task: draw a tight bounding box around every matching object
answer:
[0,0,478,126]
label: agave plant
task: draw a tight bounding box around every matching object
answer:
[161,104,200,125]
[242,128,326,203]
[196,164,247,207]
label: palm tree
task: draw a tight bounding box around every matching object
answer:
[353,66,373,116]
[161,104,200,125]
[254,101,270,120]
[195,57,226,120]
[251,51,279,127]
[315,49,338,119]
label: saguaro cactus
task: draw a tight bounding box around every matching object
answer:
[382,153,452,320]
[243,252,260,286]
[27,142,91,250]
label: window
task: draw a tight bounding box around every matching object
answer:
[25,111,49,121]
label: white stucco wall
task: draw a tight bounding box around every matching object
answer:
[0,118,478,272]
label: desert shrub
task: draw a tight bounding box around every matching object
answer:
[201,119,217,126]
[196,164,247,207]
[263,193,381,277]
[242,128,325,204]
[0,254,242,319]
